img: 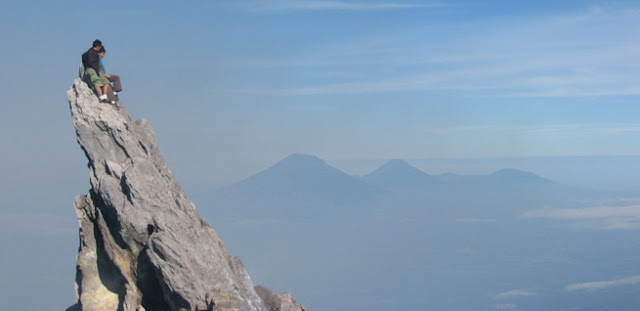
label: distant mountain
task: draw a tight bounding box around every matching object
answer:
[208,156,562,206]
[205,154,382,217]
[198,154,588,222]
[487,168,555,184]
[436,168,555,186]
[193,154,639,311]
[362,159,440,189]
[361,160,555,191]
[230,153,380,198]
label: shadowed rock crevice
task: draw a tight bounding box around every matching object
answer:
[66,78,307,311]
[89,188,129,251]
[136,249,170,311]
[119,175,134,204]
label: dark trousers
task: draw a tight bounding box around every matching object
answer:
[106,74,122,102]
[109,74,122,92]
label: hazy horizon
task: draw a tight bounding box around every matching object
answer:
[1,1,639,310]
[192,154,640,194]
[195,152,640,311]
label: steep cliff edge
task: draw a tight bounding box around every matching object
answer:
[66,78,306,311]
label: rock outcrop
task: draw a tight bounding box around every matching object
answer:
[66,78,306,311]
[255,287,308,311]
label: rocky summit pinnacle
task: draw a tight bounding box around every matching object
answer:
[65,78,307,311]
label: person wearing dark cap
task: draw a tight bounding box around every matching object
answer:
[82,39,110,102]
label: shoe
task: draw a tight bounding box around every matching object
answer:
[110,101,117,105]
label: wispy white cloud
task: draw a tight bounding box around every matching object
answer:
[418,124,640,140]
[522,204,640,230]
[495,289,537,300]
[565,275,640,292]
[223,6,640,98]
[0,212,77,236]
[243,1,440,12]
[520,124,640,135]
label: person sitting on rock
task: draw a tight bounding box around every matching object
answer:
[98,46,122,104]
[81,39,111,102]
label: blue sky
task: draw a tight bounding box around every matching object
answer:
[1,0,639,188]
[0,1,639,309]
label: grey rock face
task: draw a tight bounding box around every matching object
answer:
[66,78,306,311]
[255,287,308,311]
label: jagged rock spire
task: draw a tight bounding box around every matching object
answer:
[65,78,306,311]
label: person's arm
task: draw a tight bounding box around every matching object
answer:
[99,58,111,78]
[87,51,101,73]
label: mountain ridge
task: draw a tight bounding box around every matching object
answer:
[219,153,382,205]
[198,153,569,222]
[362,159,440,189]
[219,153,558,191]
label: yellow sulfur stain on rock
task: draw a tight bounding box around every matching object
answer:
[113,253,131,275]
[81,285,119,311]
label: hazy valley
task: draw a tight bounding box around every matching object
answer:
[195,154,640,311]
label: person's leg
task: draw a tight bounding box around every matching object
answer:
[87,68,105,96]
[96,72,111,101]
[106,84,117,103]
[102,84,109,97]
[108,74,122,92]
